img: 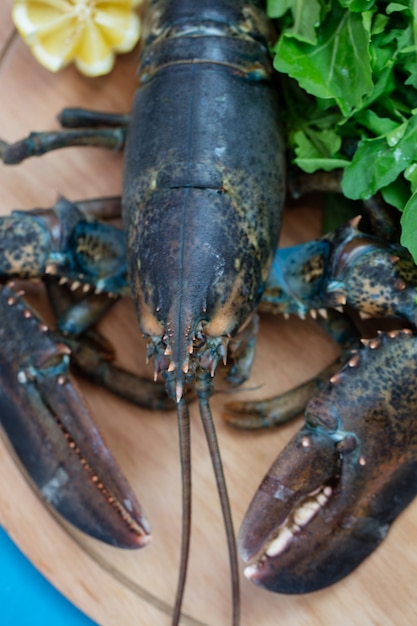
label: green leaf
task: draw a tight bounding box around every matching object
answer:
[369,13,389,35]
[294,127,341,157]
[342,115,417,199]
[386,120,408,145]
[268,0,321,43]
[294,157,351,172]
[386,2,409,14]
[381,177,411,210]
[267,0,293,19]
[273,5,373,115]
[353,109,399,135]
[404,162,417,192]
[292,127,349,172]
[401,191,417,262]
[338,0,375,11]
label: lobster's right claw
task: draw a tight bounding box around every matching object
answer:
[239,425,341,593]
[0,283,150,548]
[239,329,417,593]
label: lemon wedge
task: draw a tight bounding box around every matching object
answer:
[12,0,142,76]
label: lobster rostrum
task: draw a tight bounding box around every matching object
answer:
[1,0,417,623]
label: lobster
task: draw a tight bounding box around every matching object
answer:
[0,1,283,623]
[1,1,416,624]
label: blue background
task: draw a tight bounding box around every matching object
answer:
[0,525,97,626]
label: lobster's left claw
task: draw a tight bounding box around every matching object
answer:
[240,329,417,593]
[0,283,150,548]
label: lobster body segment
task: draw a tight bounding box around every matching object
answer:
[123,0,285,387]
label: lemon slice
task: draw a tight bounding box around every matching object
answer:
[12,0,142,76]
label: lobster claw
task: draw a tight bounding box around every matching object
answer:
[240,329,417,593]
[0,283,150,549]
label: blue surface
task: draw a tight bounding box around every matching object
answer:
[0,525,97,626]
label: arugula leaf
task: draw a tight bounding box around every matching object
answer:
[401,191,417,252]
[268,0,321,44]
[342,116,417,199]
[273,3,373,115]
[293,128,350,172]
[268,0,417,261]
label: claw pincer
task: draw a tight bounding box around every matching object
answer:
[240,329,417,593]
[0,281,150,547]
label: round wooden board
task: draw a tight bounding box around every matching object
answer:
[0,4,417,626]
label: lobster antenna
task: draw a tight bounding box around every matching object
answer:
[199,393,240,626]
[172,396,192,626]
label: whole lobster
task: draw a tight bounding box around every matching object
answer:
[1,1,416,624]
[0,1,283,624]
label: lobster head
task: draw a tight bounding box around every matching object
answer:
[125,181,279,398]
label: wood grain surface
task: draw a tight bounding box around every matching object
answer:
[0,3,417,625]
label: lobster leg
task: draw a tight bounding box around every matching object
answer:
[289,170,400,242]
[67,195,123,220]
[58,108,130,129]
[68,335,178,411]
[225,315,260,386]
[224,357,343,429]
[0,129,126,164]
[46,276,180,411]
[48,285,117,336]
[10,195,123,222]
[225,309,358,428]
[0,107,129,164]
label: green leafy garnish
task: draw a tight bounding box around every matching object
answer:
[268,0,417,260]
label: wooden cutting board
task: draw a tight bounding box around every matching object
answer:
[0,3,416,625]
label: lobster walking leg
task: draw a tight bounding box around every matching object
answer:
[0,105,130,165]
[1,127,126,164]
[46,276,180,410]
[65,196,123,220]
